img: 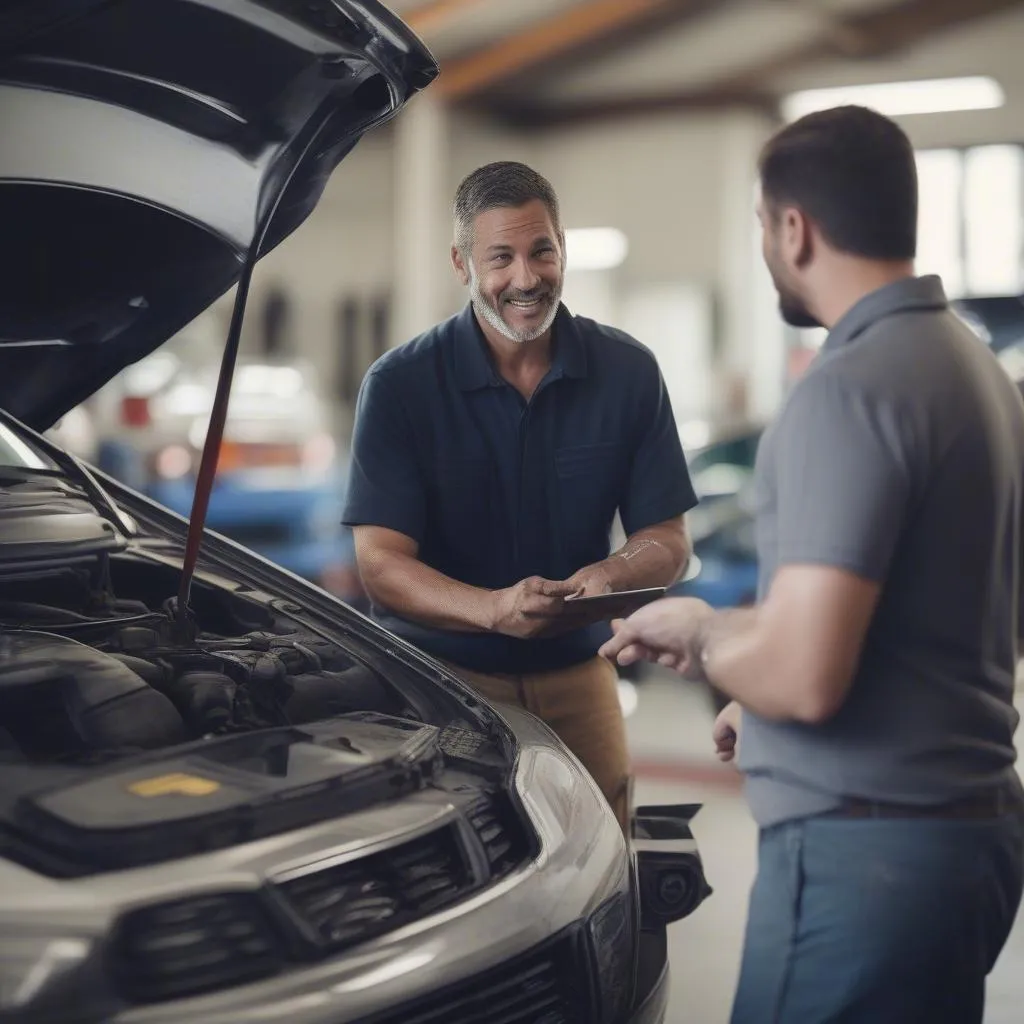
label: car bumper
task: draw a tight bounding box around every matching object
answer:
[0,713,706,1024]
[629,958,670,1024]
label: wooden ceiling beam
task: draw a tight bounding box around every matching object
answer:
[434,0,714,103]
[492,0,1024,130]
[403,0,488,37]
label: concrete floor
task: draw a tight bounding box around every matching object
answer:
[624,674,1024,1024]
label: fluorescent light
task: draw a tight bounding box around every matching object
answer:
[565,227,629,271]
[781,76,1005,121]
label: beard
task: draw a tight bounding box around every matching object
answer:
[778,292,822,329]
[469,270,562,344]
[767,262,821,329]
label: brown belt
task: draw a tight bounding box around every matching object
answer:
[826,785,1020,821]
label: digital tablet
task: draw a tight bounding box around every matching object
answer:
[561,586,667,618]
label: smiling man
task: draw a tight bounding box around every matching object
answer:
[342,161,697,832]
[601,107,1024,1021]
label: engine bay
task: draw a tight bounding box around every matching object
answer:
[0,550,410,767]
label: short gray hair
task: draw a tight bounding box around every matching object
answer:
[453,161,561,254]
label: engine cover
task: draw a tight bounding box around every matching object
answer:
[16,714,443,872]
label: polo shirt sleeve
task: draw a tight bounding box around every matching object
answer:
[772,372,914,582]
[340,368,426,543]
[619,359,699,536]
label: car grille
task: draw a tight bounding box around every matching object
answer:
[110,893,286,1004]
[468,793,530,879]
[278,825,471,952]
[109,803,535,1006]
[363,933,586,1024]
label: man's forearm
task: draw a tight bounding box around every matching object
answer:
[359,550,495,633]
[600,524,691,592]
[688,607,805,720]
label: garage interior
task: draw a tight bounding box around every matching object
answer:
[53,1,1024,1021]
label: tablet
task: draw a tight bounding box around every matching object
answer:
[561,586,667,618]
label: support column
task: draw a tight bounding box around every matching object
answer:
[391,91,451,347]
[715,111,787,423]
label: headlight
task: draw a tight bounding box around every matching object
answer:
[0,935,91,1015]
[513,745,623,865]
[514,744,634,1023]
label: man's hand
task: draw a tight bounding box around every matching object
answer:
[599,597,714,676]
[489,576,577,638]
[563,564,614,599]
[712,700,742,763]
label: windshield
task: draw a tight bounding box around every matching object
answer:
[0,420,56,470]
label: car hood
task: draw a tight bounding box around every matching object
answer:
[0,0,437,431]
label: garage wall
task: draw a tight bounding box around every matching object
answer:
[194,109,758,430]
[205,79,1024,432]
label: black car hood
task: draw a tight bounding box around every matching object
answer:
[0,0,437,431]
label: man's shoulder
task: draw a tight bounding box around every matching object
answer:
[569,312,659,371]
[365,312,460,383]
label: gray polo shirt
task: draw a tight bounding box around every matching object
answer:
[739,275,1024,829]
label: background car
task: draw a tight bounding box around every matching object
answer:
[674,423,762,611]
[0,2,711,1022]
[89,351,364,607]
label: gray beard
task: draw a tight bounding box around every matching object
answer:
[469,272,561,344]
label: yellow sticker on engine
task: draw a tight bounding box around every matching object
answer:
[127,773,221,798]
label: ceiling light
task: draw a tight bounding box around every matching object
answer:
[781,76,1005,121]
[565,227,629,271]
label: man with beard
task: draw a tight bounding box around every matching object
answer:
[342,161,697,832]
[601,106,1024,1020]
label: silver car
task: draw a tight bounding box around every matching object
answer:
[0,2,712,1022]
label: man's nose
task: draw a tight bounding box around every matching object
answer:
[511,257,541,291]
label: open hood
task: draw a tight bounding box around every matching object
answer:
[0,0,437,431]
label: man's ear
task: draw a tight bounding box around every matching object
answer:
[781,207,813,269]
[451,244,471,287]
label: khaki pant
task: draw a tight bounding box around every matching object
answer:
[446,655,632,834]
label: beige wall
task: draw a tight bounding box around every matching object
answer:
[196,54,1024,435]
[217,108,772,423]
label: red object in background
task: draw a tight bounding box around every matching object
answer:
[120,395,152,427]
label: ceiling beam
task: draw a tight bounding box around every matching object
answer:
[434,0,715,103]
[403,0,487,37]
[495,0,1024,130]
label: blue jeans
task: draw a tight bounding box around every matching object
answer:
[730,806,1024,1024]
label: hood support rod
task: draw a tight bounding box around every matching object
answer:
[174,255,255,627]
[174,104,342,629]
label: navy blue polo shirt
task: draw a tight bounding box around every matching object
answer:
[341,302,697,674]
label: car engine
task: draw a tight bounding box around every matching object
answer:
[0,552,407,766]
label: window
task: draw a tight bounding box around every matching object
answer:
[916,143,1023,299]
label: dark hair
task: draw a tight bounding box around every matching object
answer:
[758,105,917,260]
[453,161,560,253]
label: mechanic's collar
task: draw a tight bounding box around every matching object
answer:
[823,274,948,352]
[454,302,587,391]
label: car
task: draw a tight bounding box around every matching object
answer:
[674,423,762,612]
[90,351,364,605]
[661,425,762,711]
[0,2,712,1023]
